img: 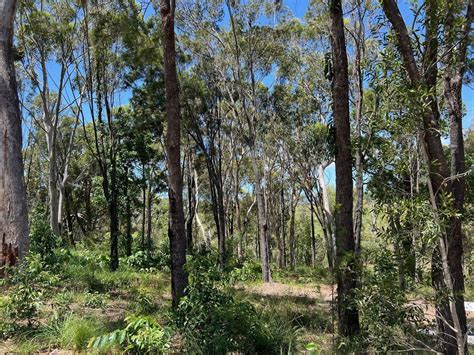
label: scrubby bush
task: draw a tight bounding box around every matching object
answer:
[83,292,108,308]
[29,206,61,265]
[1,254,59,330]
[175,250,296,353]
[89,314,171,353]
[355,250,426,351]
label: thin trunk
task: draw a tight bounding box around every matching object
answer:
[146,179,153,251]
[160,0,188,307]
[318,164,336,270]
[289,187,297,270]
[0,0,29,271]
[330,0,360,336]
[310,199,316,268]
[125,168,132,257]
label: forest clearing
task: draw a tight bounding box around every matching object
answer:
[0,0,473,353]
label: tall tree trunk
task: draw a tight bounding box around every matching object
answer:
[318,165,336,271]
[160,0,188,307]
[329,0,360,337]
[141,167,146,249]
[125,167,132,257]
[289,186,297,270]
[310,199,316,268]
[0,0,29,270]
[109,155,119,271]
[280,186,287,268]
[252,153,271,282]
[146,179,153,251]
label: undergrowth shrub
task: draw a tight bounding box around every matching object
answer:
[29,206,61,265]
[175,250,297,353]
[89,314,171,353]
[355,250,426,352]
[0,254,59,332]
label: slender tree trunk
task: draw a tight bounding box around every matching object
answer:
[330,0,360,337]
[289,187,297,270]
[141,167,146,249]
[252,153,271,282]
[0,0,29,271]
[160,0,188,307]
[318,164,336,271]
[109,155,119,271]
[280,186,287,268]
[310,199,316,268]
[125,168,132,257]
[146,179,153,251]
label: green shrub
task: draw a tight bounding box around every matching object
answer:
[83,292,108,308]
[89,314,171,353]
[355,250,426,351]
[131,288,159,315]
[1,254,59,329]
[229,259,261,283]
[29,206,61,265]
[176,251,296,353]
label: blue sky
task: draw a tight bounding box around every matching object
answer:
[27,0,472,187]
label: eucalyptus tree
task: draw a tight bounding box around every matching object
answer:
[329,0,360,337]
[0,0,29,267]
[17,0,81,236]
[159,0,188,306]
[380,1,472,351]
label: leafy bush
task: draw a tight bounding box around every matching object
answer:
[356,250,426,351]
[29,206,61,265]
[126,250,159,272]
[176,251,296,353]
[83,292,108,308]
[89,315,171,353]
[229,259,261,283]
[131,288,159,315]
[1,254,59,329]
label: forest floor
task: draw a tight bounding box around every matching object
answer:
[0,250,472,353]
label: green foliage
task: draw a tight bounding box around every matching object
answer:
[29,206,61,265]
[176,251,296,353]
[89,315,171,353]
[1,254,59,330]
[228,258,261,283]
[59,315,106,350]
[356,250,426,351]
[131,288,159,315]
[83,292,108,309]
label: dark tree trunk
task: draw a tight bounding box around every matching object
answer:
[125,168,132,257]
[289,188,297,270]
[160,0,188,307]
[0,0,29,270]
[146,180,153,251]
[280,186,287,268]
[141,167,146,249]
[109,156,119,271]
[310,199,316,268]
[329,0,360,337]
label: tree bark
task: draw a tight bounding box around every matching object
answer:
[329,0,360,337]
[0,0,29,271]
[160,0,188,307]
